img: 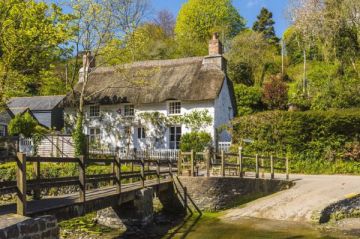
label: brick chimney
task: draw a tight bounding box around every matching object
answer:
[79,51,95,82]
[208,33,223,55]
[203,33,226,71]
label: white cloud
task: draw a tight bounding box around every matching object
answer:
[246,0,265,8]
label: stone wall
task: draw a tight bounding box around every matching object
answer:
[177,177,293,211]
[319,194,360,223]
[0,214,59,239]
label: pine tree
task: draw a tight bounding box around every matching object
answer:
[252,7,279,45]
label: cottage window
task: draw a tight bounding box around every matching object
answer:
[124,105,134,117]
[137,127,146,139]
[168,101,181,115]
[89,105,100,117]
[89,128,101,144]
[169,126,181,149]
[0,125,6,137]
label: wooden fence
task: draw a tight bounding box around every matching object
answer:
[0,152,177,216]
[178,149,289,180]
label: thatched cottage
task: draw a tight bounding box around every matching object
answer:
[64,34,236,151]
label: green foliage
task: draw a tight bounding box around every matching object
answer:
[252,7,279,45]
[72,114,87,156]
[233,84,263,116]
[226,30,278,86]
[8,112,38,138]
[232,109,360,174]
[180,131,212,152]
[175,0,245,56]
[0,0,72,102]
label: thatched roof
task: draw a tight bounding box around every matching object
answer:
[65,57,229,106]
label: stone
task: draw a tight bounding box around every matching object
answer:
[5,225,19,239]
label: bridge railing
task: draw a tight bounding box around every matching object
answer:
[178,148,289,180]
[0,152,178,216]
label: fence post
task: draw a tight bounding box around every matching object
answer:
[286,157,289,180]
[178,153,182,176]
[110,161,115,186]
[190,150,195,177]
[255,154,259,178]
[270,155,274,179]
[261,157,265,178]
[16,152,27,216]
[33,159,41,200]
[79,155,86,203]
[221,150,225,177]
[139,149,145,188]
[115,151,121,194]
[184,186,188,212]
[157,154,161,184]
[205,149,210,177]
[238,147,243,178]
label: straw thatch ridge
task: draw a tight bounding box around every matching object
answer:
[64,56,233,107]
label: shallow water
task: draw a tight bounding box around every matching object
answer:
[165,215,358,239]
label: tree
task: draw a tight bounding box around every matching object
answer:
[175,0,245,56]
[262,74,289,110]
[0,0,71,106]
[233,84,263,116]
[154,10,175,37]
[64,0,151,155]
[226,30,278,86]
[253,7,279,45]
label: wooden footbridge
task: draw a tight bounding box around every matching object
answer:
[0,149,289,221]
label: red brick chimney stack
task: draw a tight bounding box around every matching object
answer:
[208,33,223,56]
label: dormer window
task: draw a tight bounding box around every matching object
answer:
[124,104,134,117]
[168,101,181,115]
[89,105,100,117]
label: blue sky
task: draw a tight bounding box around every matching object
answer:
[150,0,290,36]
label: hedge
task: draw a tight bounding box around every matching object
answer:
[232,109,360,174]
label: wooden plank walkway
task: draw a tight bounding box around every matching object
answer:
[0,178,172,217]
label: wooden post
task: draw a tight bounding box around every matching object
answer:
[139,149,145,188]
[16,153,27,216]
[238,147,243,178]
[286,157,289,180]
[33,159,41,200]
[255,154,259,178]
[221,150,225,177]
[190,150,195,177]
[184,186,188,212]
[115,153,121,194]
[205,149,210,177]
[79,155,86,203]
[157,156,160,184]
[270,155,274,179]
[168,157,173,177]
[261,157,265,178]
[178,154,182,176]
[110,161,115,186]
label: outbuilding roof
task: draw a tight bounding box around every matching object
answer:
[7,95,65,112]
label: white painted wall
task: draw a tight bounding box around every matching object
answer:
[64,100,216,150]
[63,78,234,151]
[214,77,234,142]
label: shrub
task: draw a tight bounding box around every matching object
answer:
[233,84,263,116]
[262,74,289,110]
[232,109,360,174]
[8,112,38,138]
[180,131,212,152]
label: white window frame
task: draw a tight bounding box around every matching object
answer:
[124,104,135,117]
[168,101,181,115]
[89,105,100,118]
[89,128,101,144]
[137,127,146,139]
[169,125,182,149]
